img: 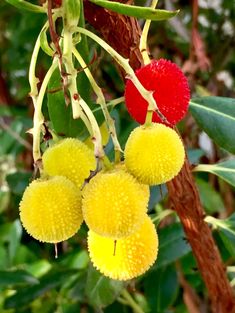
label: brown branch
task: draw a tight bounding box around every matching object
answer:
[167,158,235,313]
[83,1,235,312]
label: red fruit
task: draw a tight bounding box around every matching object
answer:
[124,59,190,125]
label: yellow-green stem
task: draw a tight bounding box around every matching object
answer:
[78,97,104,159]
[139,0,158,65]
[72,47,122,161]
[120,289,145,313]
[63,28,81,119]
[32,61,58,163]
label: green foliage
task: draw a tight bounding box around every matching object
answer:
[89,0,179,21]
[85,265,124,309]
[195,159,235,188]
[190,97,235,154]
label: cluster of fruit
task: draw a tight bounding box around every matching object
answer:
[20,58,189,281]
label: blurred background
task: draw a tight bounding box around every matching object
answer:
[0,0,235,312]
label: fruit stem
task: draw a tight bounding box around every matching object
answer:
[72,47,122,161]
[74,27,169,124]
[120,289,145,313]
[139,0,158,65]
[29,15,60,167]
[79,97,105,159]
[151,209,174,225]
[32,60,58,164]
[62,27,82,119]
[92,96,124,113]
[144,110,153,126]
[62,23,105,160]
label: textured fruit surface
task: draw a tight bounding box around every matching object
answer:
[20,176,83,243]
[124,59,190,125]
[82,169,149,238]
[42,138,96,188]
[124,123,185,185]
[88,216,158,280]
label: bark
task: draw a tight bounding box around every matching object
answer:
[83,0,143,75]
[167,159,235,313]
[83,2,235,312]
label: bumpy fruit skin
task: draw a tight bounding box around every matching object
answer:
[42,138,96,188]
[82,169,149,239]
[124,59,190,125]
[124,123,185,185]
[88,216,158,281]
[19,176,83,243]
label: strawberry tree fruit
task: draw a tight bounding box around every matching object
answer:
[124,59,190,125]
[88,215,158,280]
[42,138,96,189]
[124,123,185,185]
[19,176,83,243]
[82,169,149,239]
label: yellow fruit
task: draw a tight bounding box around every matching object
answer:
[88,215,158,280]
[82,169,149,239]
[19,176,83,243]
[124,123,185,185]
[42,138,96,188]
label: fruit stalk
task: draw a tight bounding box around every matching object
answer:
[83,3,235,311]
[72,47,122,161]
[139,0,158,65]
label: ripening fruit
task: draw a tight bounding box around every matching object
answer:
[124,123,185,185]
[19,176,83,243]
[42,138,96,188]
[124,59,190,125]
[82,169,149,239]
[88,215,158,280]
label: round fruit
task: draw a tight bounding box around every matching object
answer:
[19,176,83,243]
[124,59,190,125]
[42,138,96,188]
[82,169,149,239]
[124,123,185,185]
[88,215,158,280]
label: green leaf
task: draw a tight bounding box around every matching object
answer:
[85,265,123,308]
[144,264,179,312]
[4,270,77,309]
[89,0,179,21]
[190,97,235,154]
[156,222,191,268]
[206,214,235,257]
[195,159,235,188]
[47,69,89,138]
[5,0,45,13]
[0,270,38,287]
[6,171,32,195]
[60,250,89,270]
[0,220,22,265]
[187,148,205,164]
[26,260,52,278]
[196,178,224,213]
